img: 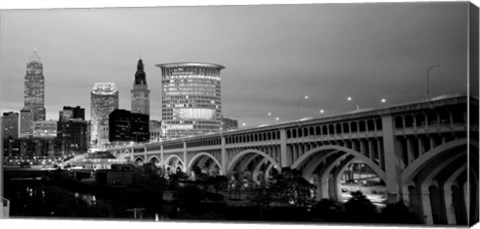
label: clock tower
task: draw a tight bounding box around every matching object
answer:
[131,58,150,115]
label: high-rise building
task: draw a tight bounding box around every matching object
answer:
[33,120,57,138]
[131,112,149,142]
[90,82,119,148]
[23,49,46,121]
[57,106,88,155]
[156,62,225,139]
[19,108,34,138]
[109,109,149,145]
[2,112,19,139]
[109,109,132,144]
[131,59,150,115]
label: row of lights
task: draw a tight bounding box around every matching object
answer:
[239,96,388,127]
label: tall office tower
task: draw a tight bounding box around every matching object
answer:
[131,59,150,115]
[23,49,46,121]
[57,106,88,155]
[90,83,119,148]
[19,108,34,138]
[2,112,19,139]
[156,62,225,139]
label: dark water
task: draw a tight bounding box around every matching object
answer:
[4,179,171,220]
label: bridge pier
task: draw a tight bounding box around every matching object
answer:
[381,115,402,204]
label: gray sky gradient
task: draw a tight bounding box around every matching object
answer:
[0,3,470,127]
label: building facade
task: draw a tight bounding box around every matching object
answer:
[59,106,85,121]
[221,117,239,131]
[33,120,57,138]
[2,112,19,139]
[23,49,46,121]
[109,109,132,144]
[19,108,34,138]
[131,59,150,115]
[149,120,162,142]
[156,62,225,139]
[57,106,88,155]
[109,109,149,145]
[90,82,119,148]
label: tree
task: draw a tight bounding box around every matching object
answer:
[269,168,315,207]
[343,191,378,222]
[310,198,340,221]
[380,201,420,224]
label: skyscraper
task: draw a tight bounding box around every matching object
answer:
[2,112,19,139]
[156,62,224,139]
[90,83,119,148]
[23,49,46,121]
[131,59,150,115]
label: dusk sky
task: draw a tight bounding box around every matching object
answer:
[0,2,472,127]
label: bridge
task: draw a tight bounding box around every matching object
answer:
[107,94,478,225]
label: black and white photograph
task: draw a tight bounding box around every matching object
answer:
[0,0,479,227]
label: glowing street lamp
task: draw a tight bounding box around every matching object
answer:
[297,95,309,119]
[347,97,360,110]
[381,98,387,103]
[319,109,325,114]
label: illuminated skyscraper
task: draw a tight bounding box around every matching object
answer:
[23,49,46,121]
[156,62,224,139]
[90,83,119,148]
[131,59,150,115]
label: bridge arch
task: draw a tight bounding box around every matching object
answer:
[147,155,161,167]
[187,152,222,175]
[164,154,185,173]
[401,138,468,183]
[134,157,144,166]
[227,149,280,177]
[291,145,386,182]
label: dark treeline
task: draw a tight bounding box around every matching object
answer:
[4,164,420,224]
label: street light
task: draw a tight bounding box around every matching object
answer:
[381,98,387,103]
[426,65,440,102]
[319,109,325,114]
[297,95,309,119]
[267,112,280,123]
[347,97,359,110]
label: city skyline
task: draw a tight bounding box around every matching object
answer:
[0,2,473,127]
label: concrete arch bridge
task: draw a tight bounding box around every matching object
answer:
[107,95,478,225]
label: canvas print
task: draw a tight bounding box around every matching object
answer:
[0,2,479,226]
